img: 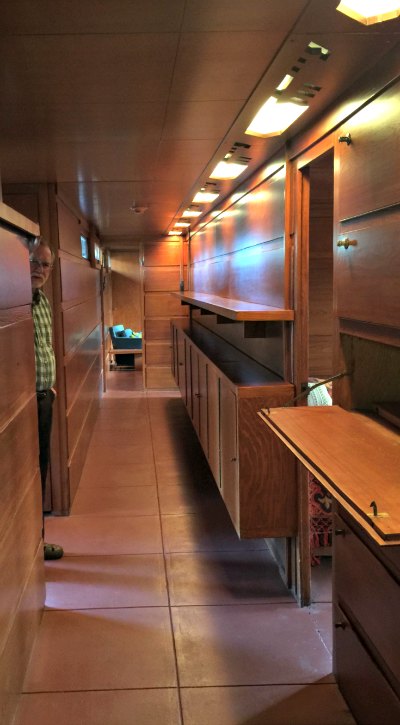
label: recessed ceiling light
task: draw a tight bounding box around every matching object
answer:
[210,161,248,180]
[337,0,400,24]
[168,230,182,236]
[245,96,308,138]
[182,209,202,217]
[174,222,191,227]
[192,191,220,203]
[276,74,294,92]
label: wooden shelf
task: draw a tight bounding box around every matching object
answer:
[173,291,294,321]
[259,406,400,544]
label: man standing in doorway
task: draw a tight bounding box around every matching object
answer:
[30,240,64,560]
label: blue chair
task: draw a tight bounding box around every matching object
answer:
[109,326,142,368]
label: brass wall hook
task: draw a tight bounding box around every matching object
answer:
[338,133,352,145]
[370,500,378,517]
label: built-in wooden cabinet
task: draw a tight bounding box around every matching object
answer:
[333,506,400,724]
[171,320,297,538]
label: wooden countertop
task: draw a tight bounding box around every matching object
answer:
[259,405,400,544]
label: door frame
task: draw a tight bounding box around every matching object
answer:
[288,134,335,605]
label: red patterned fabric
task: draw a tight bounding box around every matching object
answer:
[308,473,333,565]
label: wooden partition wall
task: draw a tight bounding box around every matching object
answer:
[0,207,44,724]
[56,197,102,505]
[3,186,103,512]
[142,239,188,389]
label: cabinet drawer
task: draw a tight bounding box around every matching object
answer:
[334,514,400,685]
[334,603,400,725]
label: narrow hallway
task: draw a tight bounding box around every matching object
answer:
[15,389,354,724]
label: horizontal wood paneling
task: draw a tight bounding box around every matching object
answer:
[0,542,44,725]
[0,314,35,430]
[144,318,172,341]
[60,255,99,304]
[192,239,285,308]
[57,198,82,257]
[67,356,101,458]
[64,326,101,409]
[337,82,400,221]
[145,366,176,389]
[191,172,285,262]
[143,241,182,267]
[144,292,188,318]
[0,228,31,310]
[68,393,100,503]
[0,398,39,541]
[336,217,400,328]
[63,297,101,355]
[145,342,172,365]
[143,267,182,292]
[0,473,42,656]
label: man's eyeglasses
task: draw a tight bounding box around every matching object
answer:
[29,256,53,270]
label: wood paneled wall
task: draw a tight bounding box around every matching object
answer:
[190,168,287,377]
[57,198,102,505]
[110,250,142,331]
[142,240,188,388]
[0,223,44,725]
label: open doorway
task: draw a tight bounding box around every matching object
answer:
[293,146,335,605]
[307,149,335,602]
[104,248,144,395]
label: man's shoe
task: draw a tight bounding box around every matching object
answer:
[44,543,64,560]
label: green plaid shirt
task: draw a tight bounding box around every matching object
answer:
[32,290,56,390]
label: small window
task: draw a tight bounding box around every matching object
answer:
[80,235,89,259]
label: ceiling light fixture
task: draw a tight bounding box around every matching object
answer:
[182,209,202,218]
[275,74,294,92]
[245,96,308,138]
[337,0,400,24]
[174,222,190,227]
[168,230,182,236]
[210,160,248,180]
[192,191,220,203]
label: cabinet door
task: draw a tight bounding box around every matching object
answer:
[207,364,220,486]
[220,380,239,531]
[198,354,208,456]
[335,218,399,328]
[176,328,186,403]
[336,83,400,222]
[190,345,200,434]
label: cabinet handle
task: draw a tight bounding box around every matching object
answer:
[334,622,347,629]
[334,528,346,536]
[179,362,184,366]
[231,457,237,462]
[337,238,357,249]
[195,393,201,398]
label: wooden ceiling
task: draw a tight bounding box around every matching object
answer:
[0,0,399,244]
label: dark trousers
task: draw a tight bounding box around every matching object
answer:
[36,390,54,502]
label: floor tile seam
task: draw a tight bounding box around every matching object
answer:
[21,685,181,695]
[147,397,185,724]
[42,605,171,613]
[47,551,165,557]
[66,511,162,519]
[167,601,299,609]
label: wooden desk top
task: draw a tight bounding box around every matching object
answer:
[259,406,400,544]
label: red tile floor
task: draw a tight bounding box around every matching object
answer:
[15,374,355,724]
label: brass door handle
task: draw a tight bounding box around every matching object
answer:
[337,238,357,249]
